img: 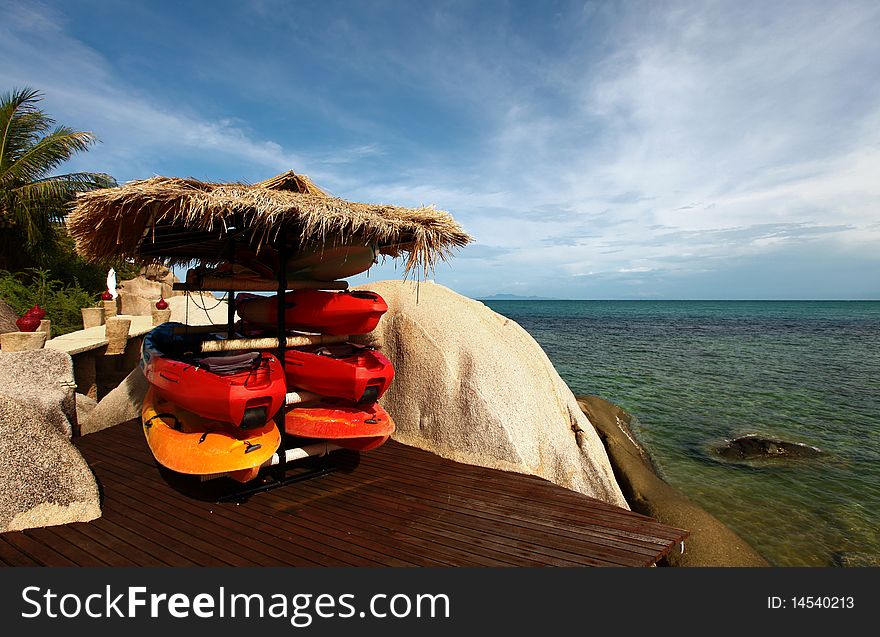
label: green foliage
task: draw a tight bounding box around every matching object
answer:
[0,268,99,336]
[0,86,116,270]
[42,226,140,291]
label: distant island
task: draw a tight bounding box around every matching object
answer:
[479,294,559,301]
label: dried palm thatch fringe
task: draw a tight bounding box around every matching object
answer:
[67,171,472,277]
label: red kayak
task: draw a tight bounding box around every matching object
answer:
[141,322,287,428]
[283,343,394,404]
[236,289,387,335]
[285,400,394,451]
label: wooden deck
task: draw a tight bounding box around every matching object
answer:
[0,420,688,567]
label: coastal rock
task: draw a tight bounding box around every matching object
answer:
[832,552,880,567]
[0,298,18,334]
[168,293,236,326]
[80,366,148,435]
[577,395,770,567]
[0,351,101,532]
[0,349,77,437]
[118,292,154,316]
[0,400,101,532]
[76,392,98,425]
[115,265,184,316]
[351,280,628,508]
[713,435,822,462]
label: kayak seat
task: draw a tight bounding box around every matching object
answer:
[194,352,261,375]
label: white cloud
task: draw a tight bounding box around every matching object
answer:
[0,1,337,183]
[433,1,880,294]
[2,1,878,297]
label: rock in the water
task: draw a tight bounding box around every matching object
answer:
[714,435,822,461]
[0,349,77,437]
[833,552,880,567]
[351,280,628,508]
[578,395,770,567]
[80,366,148,435]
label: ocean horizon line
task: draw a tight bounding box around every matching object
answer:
[477,297,880,302]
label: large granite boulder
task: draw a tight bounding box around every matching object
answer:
[351,280,628,508]
[80,366,149,435]
[168,293,236,326]
[0,298,18,334]
[0,349,78,437]
[76,392,98,425]
[118,292,154,317]
[0,349,101,532]
[116,264,184,316]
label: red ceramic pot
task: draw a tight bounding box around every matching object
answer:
[16,314,40,332]
[24,304,46,320]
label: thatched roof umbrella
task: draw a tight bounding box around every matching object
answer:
[67,170,472,278]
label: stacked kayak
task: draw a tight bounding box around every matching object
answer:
[142,322,287,428]
[236,289,387,335]
[236,288,396,450]
[140,322,287,482]
[284,399,394,452]
[143,388,280,484]
[138,285,395,483]
[283,342,394,404]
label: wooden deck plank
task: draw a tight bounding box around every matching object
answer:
[248,489,469,566]
[109,421,684,543]
[293,473,652,566]
[92,444,400,566]
[0,536,40,566]
[92,449,387,566]
[2,420,688,567]
[102,428,652,565]
[360,454,680,549]
[362,448,688,544]
[96,427,573,566]
[62,522,168,567]
[299,472,662,564]
[367,448,672,525]
[255,485,502,566]
[93,456,369,567]
[21,527,115,566]
[98,421,686,562]
[2,531,79,567]
[78,518,196,567]
[287,479,627,566]
[257,483,528,567]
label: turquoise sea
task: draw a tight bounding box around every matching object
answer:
[482,300,880,567]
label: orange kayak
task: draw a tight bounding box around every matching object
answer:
[285,400,394,451]
[142,388,280,483]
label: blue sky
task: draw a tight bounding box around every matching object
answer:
[2,0,879,299]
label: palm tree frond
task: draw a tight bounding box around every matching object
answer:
[0,128,97,187]
[36,171,116,190]
[0,87,113,256]
[0,88,53,169]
